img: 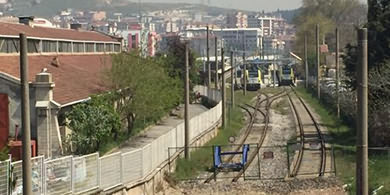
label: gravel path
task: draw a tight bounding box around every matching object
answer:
[159,177,345,195]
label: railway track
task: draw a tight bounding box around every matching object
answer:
[204,90,287,183]
[231,90,286,182]
[204,92,263,183]
[287,86,327,177]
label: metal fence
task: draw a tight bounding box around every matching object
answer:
[0,160,9,195]
[0,86,222,195]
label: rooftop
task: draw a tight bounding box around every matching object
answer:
[0,54,112,106]
[0,22,119,42]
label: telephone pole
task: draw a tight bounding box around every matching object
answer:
[336,28,340,119]
[221,48,226,128]
[184,42,190,160]
[273,46,276,88]
[20,33,32,195]
[243,51,247,96]
[304,33,309,88]
[316,24,321,99]
[207,26,211,87]
[215,37,219,89]
[230,51,235,108]
[356,28,368,195]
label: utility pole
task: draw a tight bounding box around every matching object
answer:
[230,51,235,108]
[20,33,32,195]
[356,28,368,195]
[184,42,190,160]
[336,28,340,119]
[304,33,309,88]
[243,51,247,96]
[215,37,219,89]
[207,26,211,87]
[316,24,321,99]
[243,31,247,96]
[221,48,226,128]
[273,46,276,88]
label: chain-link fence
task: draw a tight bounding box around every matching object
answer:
[286,142,336,177]
[169,144,338,181]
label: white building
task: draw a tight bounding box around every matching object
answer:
[258,16,287,37]
[212,28,263,54]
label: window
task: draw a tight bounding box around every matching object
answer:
[96,43,105,52]
[0,38,19,53]
[106,43,113,52]
[114,44,121,52]
[59,41,72,53]
[27,39,40,53]
[42,40,57,52]
[73,42,84,53]
[85,43,94,53]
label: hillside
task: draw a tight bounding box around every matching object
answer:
[4,0,236,18]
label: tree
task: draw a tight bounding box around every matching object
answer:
[156,35,201,88]
[107,52,183,135]
[293,0,366,58]
[65,95,121,155]
[343,0,390,146]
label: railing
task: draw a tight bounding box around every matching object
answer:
[0,86,221,195]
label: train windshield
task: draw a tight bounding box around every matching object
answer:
[237,70,242,77]
[249,71,258,77]
[282,69,291,74]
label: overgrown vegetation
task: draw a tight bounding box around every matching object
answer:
[107,52,184,136]
[65,39,201,155]
[343,0,390,146]
[173,90,257,180]
[293,0,366,77]
[64,95,121,155]
[296,87,390,195]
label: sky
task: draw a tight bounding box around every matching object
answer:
[143,0,302,12]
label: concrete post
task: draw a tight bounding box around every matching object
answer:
[316,24,321,99]
[273,47,276,88]
[304,33,309,88]
[215,37,219,89]
[230,51,235,108]
[221,48,226,128]
[335,28,340,119]
[19,33,32,195]
[356,28,368,195]
[207,26,211,87]
[184,42,190,160]
[243,52,247,96]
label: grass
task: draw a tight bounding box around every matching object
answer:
[261,87,284,95]
[296,87,390,195]
[271,97,290,115]
[99,120,153,155]
[173,90,257,180]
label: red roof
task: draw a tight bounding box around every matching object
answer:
[0,22,118,42]
[0,55,112,105]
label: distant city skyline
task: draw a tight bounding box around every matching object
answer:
[142,0,367,12]
[142,0,302,11]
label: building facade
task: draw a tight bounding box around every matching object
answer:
[212,28,263,54]
[0,17,121,159]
